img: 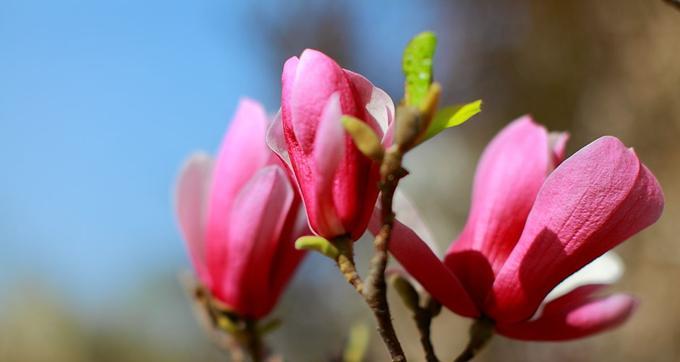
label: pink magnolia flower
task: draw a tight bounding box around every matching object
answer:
[267,49,394,241]
[386,116,664,340]
[175,99,309,319]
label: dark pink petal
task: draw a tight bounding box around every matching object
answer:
[334,148,380,240]
[445,116,550,305]
[369,212,479,318]
[204,99,271,279]
[488,136,664,323]
[216,166,295,318]
[175,153,213,288]
[496,285,638,341]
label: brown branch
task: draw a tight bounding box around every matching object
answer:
[363,146,407,362]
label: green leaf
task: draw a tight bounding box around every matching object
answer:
[423,99,482,141]
[341,116,384,161]
[402,31,437,107]
[295,236,339,259]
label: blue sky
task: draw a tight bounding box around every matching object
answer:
[0,0,446,306]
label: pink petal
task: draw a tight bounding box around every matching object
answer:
[215,166,295,318]
[488,136,664,323]
[280,56,311,190]
[496,285,638,341]
[445,116,551,306]
[204,98,272,279]
[311,93,346,237]
[289,49,357,154]
[281,57,300,144]
[175,153,213,288]
[369,211,479,318]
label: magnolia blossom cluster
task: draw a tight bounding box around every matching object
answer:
[174,46,664,356]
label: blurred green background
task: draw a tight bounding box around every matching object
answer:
[1,0,679,361]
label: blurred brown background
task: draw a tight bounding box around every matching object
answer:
[1,0,678,361]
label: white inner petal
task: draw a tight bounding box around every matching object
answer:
[545,251,624,302]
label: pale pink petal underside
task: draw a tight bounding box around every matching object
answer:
[393,190,438,255]
[344,69,395,140]
[175,153,213,288]
[266,110,293,171]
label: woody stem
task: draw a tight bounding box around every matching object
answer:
[364,145,407,362]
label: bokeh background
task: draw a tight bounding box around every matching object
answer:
[1,0,679,361]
